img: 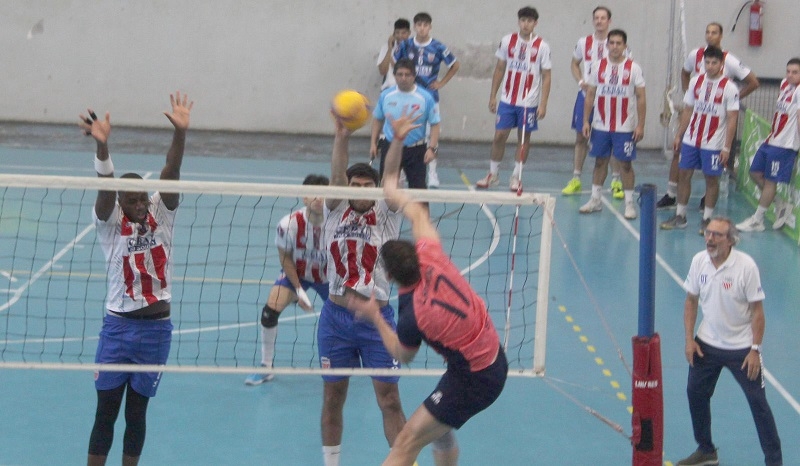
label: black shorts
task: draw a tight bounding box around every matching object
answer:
[377,138,428,189]
[424,346,508,429]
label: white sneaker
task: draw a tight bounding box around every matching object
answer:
[244,365,275,385]
[476,172,499,189]
[427,169,440,188]
[773,200,791,230]
[579,197,602,214]
[509,173,521,192]
[736,215,765,232]
[624,202,637,220]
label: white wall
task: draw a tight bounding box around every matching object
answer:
[1,0,796,147]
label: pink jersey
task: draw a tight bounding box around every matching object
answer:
[397,238,499,372]
[573,34,632,82]
[324,200,401,301]
[764,79,800,150]
[587,58,645,132]
[275,207,327,284]
[94,192,176,313]
[683,47,751,81]
[682,74,740,150]
[496,33,552,107]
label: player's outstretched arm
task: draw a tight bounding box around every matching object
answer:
[327,113,353,211]
[79,109,115,221]
[161,92,193,210]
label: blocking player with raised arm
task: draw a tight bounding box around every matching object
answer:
[658,22,760,209]
[348,109,507,466]
[318,111,408,466]
[475,6,552,192]
[661,47,739,234]
[245,174,330,385]
[394,11,460,188]
[736,58,800,232]
[577,29,646,220]
[79,92,192,466]
[562,6,626,198]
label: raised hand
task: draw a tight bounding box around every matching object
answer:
[387,105,422,141]
[79,109,111,144]
[164,91,193,131]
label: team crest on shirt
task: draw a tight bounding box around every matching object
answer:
[722,280,732,290]
[699,274,707,284]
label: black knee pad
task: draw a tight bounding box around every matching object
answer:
[261,305,280,328]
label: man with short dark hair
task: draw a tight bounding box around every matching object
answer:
[378,18,411,90]
[80,92,193,466]
[349,109,507,466]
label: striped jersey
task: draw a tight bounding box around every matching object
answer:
[683,47,751,81]
[682,74,740,150]
[764,79,800,150]
[495,33,552,108]
[573,34,632,82]
[396,238,499,372]
[587,58,645,132]
[394,37,457,102]
[323,200,401,301]
[94,192,176,313]
[275,207,327,284]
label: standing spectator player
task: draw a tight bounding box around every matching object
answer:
[562,6,626,199]
[677,217,782,466]
[370,58,440,190]
[737,58,800,232]
[577,29,646,220]
[658,22,760,210]
[318,113,407,466]
[348,109,507,466]
[394,11,460,188]
[377,18,412,91]
[245,174,330,385]
[79,92,193,466]
[661,47,739,235]
[475,6,552,192]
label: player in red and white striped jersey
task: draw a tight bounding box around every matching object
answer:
[737,58,800,232]
[245,174,330,386]
[476,7,551,191]
[578,29,646,220]
[317,111,407,466]
[658,22,760,209]
[661,47,740,233]
[80,92,192,466]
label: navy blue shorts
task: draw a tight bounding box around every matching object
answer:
[274,275,329,301]
[317,299,400,383]
[424,346,507,429]
[94,314,172,397]
[571,90,594,133]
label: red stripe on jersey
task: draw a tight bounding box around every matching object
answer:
[344,239,360,288]
[510,71,522,106]
[150,245,168,288]
[597,59,608,126]
[296,259,307,279]
[361,243,377,285]
[706,115,719,143]
[694,48,704,74]
[584,35,593,62]
[147,212,158,233]
[330,242,346,280]
[619,60,634,128]
[120,216,133,236]
[134,253,158,305]
[294,212,306,250]
[507,33,518,58]
[311,265,323,284]
[123,258,135,299]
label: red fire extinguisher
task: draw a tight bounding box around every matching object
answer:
[749,0,763,47]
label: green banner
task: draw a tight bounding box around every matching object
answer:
[737,109,800,244]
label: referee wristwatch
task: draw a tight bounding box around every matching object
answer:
[750,344,762,353]
[427,145,438,154]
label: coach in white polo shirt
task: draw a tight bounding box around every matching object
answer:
[677,217,782,466]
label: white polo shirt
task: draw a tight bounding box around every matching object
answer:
[684,249,765,350]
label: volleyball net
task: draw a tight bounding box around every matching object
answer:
[0,174,554,378]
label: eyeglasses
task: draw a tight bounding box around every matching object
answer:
[703,229,728,239]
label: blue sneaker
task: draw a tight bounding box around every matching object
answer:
[244,365,275,386]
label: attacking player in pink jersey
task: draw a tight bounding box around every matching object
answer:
[475,6,551,192]
[661,47,740,234]
[318,109,408,466]
[658,22,760,210]
[578,29,646,220]
[348,109,507,466]
[563,6,627,198]
[78,92,192,466]
[245,174,330,386]
[737,58,800,232]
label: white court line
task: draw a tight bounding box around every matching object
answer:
[1,270,18,283]
[0,171,154,314]
[599,196,800,416]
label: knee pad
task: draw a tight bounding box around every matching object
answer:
[432,430,457,452]
[261,305,280,328]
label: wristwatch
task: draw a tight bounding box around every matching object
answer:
[750,344,762,353]
[428,146,438,154]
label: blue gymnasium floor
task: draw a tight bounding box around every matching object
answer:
[0,123,798,465]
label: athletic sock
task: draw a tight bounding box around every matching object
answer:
[323,445,341,466]
[489,160,500,175]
